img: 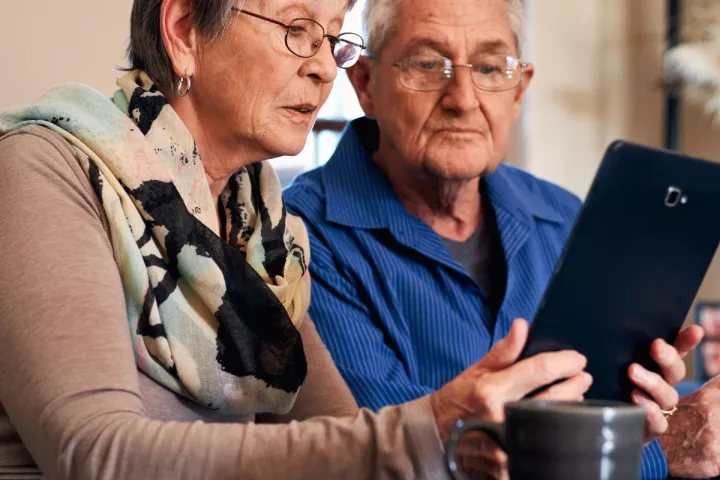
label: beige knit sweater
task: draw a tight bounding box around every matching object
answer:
[0,126,447,480]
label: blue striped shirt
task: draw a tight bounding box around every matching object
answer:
[284,117,667,479]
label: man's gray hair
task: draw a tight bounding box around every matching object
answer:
[363,0,525,58]
[127,0,239,93]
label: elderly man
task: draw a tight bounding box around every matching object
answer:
[284,0,715,477]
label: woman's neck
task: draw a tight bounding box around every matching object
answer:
[170,95,266,204]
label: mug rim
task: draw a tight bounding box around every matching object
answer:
[505,399,645,416]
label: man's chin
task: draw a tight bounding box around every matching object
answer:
[423,156,500,181]
[422,142,501,177]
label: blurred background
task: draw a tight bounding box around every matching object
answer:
[1,0,718,378]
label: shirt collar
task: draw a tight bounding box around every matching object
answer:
[322,117,565,230]
[483,162,565,225]
[323,117,408,230]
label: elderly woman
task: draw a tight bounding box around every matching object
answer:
[0,0,693,479]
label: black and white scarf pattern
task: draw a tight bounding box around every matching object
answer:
[0,70,311,414]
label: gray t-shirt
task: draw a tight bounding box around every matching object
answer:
[442,202,507,316]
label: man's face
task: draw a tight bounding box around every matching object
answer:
[364,0,532,180]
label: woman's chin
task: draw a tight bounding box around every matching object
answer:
[262,137,308,160]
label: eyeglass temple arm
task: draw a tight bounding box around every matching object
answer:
[232,8,289,28]
[235,8,365,51]
[325,35,365,50]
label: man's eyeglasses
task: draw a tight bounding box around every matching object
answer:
[233,8,366,69]
[391,55,529,92]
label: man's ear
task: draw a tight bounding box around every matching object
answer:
[347,56,377,118]
[160,0,199,84]
[512,63,534,121]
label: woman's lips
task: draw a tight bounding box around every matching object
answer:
[283,105,318,125]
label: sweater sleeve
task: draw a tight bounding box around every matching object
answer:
[0,127,448,480]
[259,317,360,423]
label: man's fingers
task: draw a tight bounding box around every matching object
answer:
[631,388,669,439]
[476,319,529,371]
[673,325,704,358]
[455,453,508,480]
[650,339,687,385]
[628,363,679,411]
[532,372,592,401]
[499,350,587,400]
[453,432,508,480]
[454,444,507,464]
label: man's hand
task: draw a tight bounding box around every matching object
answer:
[660,376,720,478]
[627,325,704,442]
[431,319,591,479]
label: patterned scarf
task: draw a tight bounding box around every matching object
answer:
[0,71,311,415]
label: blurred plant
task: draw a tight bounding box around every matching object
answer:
[664,0,720,123]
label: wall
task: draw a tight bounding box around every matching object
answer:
[523,0,719,377]
[679,23,720,318]
[679,0,720,304]
[523,0,666,196]
[0,0,130,107]
[3,0,719,370]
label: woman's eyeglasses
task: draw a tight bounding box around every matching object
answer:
[233,8,366,69]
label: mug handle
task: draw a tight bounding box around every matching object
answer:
[446,419,506,480]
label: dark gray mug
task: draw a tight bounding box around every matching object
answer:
[446,400,646,480]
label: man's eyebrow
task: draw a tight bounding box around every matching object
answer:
[400,37,514,58]
[400,37,452,57]
[472,39,512,55]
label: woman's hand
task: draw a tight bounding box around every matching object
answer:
[430,319,591,479]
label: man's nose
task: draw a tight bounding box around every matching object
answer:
[441,66,481,113]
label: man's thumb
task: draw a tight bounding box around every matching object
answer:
[476,318,529,370]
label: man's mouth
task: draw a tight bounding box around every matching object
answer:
[435,128,483,135]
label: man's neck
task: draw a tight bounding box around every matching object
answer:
[373,150,483,242]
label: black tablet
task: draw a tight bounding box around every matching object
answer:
[520,140,720,401]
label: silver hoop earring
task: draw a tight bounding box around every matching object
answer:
[177,75,192,97]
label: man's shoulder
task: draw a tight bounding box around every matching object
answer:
[498,163,583,220]
[283,166,327,220]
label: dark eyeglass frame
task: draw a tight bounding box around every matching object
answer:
[232,8,366,68]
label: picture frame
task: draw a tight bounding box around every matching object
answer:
[694,301,720,381]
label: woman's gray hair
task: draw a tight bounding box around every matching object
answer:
[127,0,239,93]
[128,0,358,94]
[364,0,525,58]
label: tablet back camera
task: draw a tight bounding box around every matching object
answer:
[665,186,687,207]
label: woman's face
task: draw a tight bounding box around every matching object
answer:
[191,0,348,159]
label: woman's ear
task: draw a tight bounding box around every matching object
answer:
[347,56,377,118]
[160,0,199,81]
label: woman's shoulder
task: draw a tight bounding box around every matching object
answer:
[0,125,85,181]
[0,123,73,153]
[0,125,109,234]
